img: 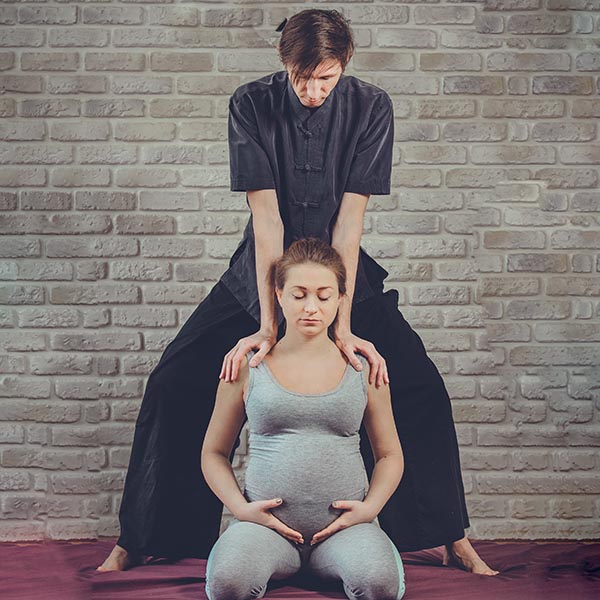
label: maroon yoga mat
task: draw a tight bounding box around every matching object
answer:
[1,539,598,600]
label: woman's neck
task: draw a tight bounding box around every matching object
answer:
[275,329,334,357]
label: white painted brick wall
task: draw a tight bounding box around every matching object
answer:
[0,1,599,543]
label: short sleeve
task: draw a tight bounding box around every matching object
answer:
[343,93,394,196]
[228,93,276,192]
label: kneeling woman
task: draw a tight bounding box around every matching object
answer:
[201,238,406,600]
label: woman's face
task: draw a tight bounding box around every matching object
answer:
[276,262,343,336]
[285,59,343,108]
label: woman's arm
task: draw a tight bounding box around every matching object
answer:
[202,356,307,544]
[201,360,250,518]
[361,366,404,519]
[331,191,389,387]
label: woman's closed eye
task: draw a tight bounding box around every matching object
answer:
[292,294,331,301]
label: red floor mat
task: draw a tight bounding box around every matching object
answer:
[1,539,598,599]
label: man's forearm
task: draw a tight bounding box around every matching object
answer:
[331,206,363,332]
[249,190,284,335]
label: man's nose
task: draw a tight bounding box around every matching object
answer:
[307,79,319,98]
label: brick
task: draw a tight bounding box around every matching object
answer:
[115,167,177,188]
[143,284,205,305]
[142,238,203,260]
[151,52,212,72]
[510,346,600,366]
[0,521,45,541]
[111,76,172,95]
[377,28,436,48]
[85,52,146,71]
[21,52,79,71]
[112,28,178,49]
[508,14,571,35]
[1,448,83,470]
[50,332,141,351]
[535,323,600,342]
[547,277,600,296]
[507,253,567,272]
[110,260,171,282]
[82,7,144,25]
[0,401,80,422]
[478,474,600,494]
[18,6,77,25]
[114,215,175,235]
[534,77,594,95]
[409,285,469,305]
[416,5,476,25]
[178,215,240,235]
[146,6,198,27]
[14,189,73,211]
[0,424,25,443]
[49,29,109,48]
[150,99,211,119]
[203,8,262,27]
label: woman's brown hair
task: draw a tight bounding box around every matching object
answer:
[277,9,355,84]
[269,238,347,297]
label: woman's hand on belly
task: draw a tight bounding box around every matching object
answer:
[236,497,305,545]
[309,497,376,546]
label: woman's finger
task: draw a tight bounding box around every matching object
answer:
[269,516,304,543]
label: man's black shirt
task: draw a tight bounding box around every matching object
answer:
[222,70,394,325]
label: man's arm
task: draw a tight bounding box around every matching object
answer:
[330,191,370,334]
[247,189,284,336]
[331,191,389,387]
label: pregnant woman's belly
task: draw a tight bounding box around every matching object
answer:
[243,434,369,541]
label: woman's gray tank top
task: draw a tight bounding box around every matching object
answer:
[241,348,371,542]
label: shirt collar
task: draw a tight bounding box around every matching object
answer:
[285,72,337,130]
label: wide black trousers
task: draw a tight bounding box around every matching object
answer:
[117,280,470,558]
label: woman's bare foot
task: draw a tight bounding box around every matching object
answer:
[96,544,144,572]
[442,536,499,576]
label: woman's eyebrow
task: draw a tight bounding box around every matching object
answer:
[291,286,334,291]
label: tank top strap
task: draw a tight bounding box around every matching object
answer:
[244,349,259,402]
[355,353,369,402]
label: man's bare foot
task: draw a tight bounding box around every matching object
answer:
[96,544,144,572]
[442,536,499,576]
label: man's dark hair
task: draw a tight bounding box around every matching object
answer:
[277,9,355,84]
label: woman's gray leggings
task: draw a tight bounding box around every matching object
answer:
[205,517,406,600]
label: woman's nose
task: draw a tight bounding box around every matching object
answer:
[304,300,318,313]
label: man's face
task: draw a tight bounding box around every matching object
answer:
[285,59,344,108]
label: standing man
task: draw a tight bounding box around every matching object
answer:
[98,9,497,577]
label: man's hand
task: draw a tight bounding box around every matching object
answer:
[333,329,389,388]
[310,499,376,546]
[219,329,277,383]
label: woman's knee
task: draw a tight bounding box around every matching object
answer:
[343,570,406,600]
[206,551,268,600]
[206,574,267,600]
